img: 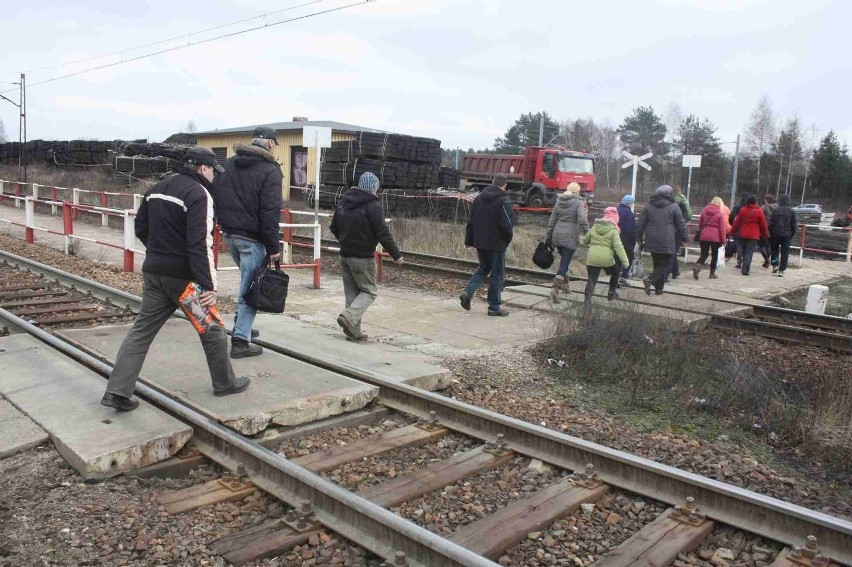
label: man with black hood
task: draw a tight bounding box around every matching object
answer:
[100,147,250,412]
[330,172,403,341]
[215,126,283,358]
[636,185,687,296]
[459,174,514,316]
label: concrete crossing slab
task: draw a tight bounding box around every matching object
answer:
[232,315,452,391]
[57,320,380,435]
[0,334,192,478]
[0,397,49,458]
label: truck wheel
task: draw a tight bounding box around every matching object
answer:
[526,190,545,208]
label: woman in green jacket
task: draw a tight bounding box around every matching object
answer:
[582,207,630,306]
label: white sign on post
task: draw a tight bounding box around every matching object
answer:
[621,150,653,201]
[303,126,333,234]
[682,154,702,202]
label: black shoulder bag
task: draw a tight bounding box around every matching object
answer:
[244,258,289,313]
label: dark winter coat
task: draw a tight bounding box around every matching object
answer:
[136,167,218,291]
[545,193,589,249]
[330,189,401,260]
[769,205,797,238]
[697,203,726,244]
[214,143,283,255]
[731,204,769,241]
[636,195,687,254]
[616,203,637,254]
[465,184,514,251]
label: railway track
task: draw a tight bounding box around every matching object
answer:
[0,250,850,566]
[289,236,852,353]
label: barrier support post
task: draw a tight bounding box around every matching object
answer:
[282,209,293,249]
[100,192,109,227]
[313,224,321,289]
[24,197,35,243]
[123,210,135,272]
[798,224,806,267]
[846,229,851,263]
[72,188,80,221]
[50,186,58,215]
[313,259,321,289]
[15,182,22,208]
[133,193,143,212]
[0,180,4,203]
[62,202,74,254]
[375,247,383,283]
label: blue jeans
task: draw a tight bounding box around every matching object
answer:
[225,235,267,342]
[556,247,575,277]
[463,249,505,313]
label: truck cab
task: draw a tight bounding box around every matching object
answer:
[529,148,596,207]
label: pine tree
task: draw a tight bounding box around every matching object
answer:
[616,106,668,156]
[494,112,560,153]
[810,131,842,198]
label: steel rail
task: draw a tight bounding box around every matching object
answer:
[252,337,852,565]
[0,306,497,567]
[3,248,852,561]
[710,314,852,353]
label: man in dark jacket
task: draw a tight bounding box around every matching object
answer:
[460,175,514,316]
[768,193,797,276]
[636,185,687,295]
[617,194,637,283]
[666,187,693,280]
[101,147,250,412]
[330,172,403,341]
[214,126,283,358]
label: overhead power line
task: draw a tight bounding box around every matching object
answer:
[0,0,333,77]
[0,0,376,93]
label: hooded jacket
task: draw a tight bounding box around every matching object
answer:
[581,219,629,268]
[673,193,693,221]
[329,188,401,260]
[616,203,637,253]
[731,204,769,240]
[214,143,284,255]
[769,196,797,238]
[136,167,218,291]
[697,203,726,244]
[465,184,514,251]
[545,192,589,250]
[636,195,687,254]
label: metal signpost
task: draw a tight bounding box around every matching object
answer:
[302,126,332,226]
[621,151,653,200]
[682,154,702,201]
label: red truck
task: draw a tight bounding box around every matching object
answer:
[460,146,596,207]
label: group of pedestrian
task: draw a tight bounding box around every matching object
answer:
[723,192,797,277]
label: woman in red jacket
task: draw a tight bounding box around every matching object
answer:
[730,195,769,276]
[692,199,727,280]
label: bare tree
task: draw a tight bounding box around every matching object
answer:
[662,102,685,182]
[185,119,198,133]
[0,119,6,143]
[744,95,776,193]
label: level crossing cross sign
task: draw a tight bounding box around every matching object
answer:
[621,151,653,201]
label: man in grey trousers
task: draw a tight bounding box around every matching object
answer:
[330,172,403,342]
[101,147,250,412]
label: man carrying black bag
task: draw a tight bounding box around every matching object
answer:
[330,172,403,342]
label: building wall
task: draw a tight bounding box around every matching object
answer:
[196,130,356,201]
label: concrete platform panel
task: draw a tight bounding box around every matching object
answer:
[230,315,452,391]
[57,320,379,435]
[0,334,192,478]
[0,397,49,458]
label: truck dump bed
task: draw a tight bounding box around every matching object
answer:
[461,154,529,181]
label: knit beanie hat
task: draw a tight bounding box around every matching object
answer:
[603,207,620,226]
[621,194,635,205]
[358,172,380,194]
[655,184,673,197]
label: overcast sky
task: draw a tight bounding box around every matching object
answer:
[1,0,849,152]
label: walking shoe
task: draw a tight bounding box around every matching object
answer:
[214,377,252,397]
[671,273,679,280]
[692,264,701,280]
[487,309,510,317]
[337,314,356,337]
[778,270,785,277]
[735,263,742,269]
[459,294,471,311]
[232,328,260,339]
[772,266,779,274]
[346,334,369,343]
[618,277,630,288]
[607,290,619,301]
[709,273,718,279]
[762,261,770,269]
[642,278,652,296]
[549,276,563,303]
[230,339,263,358]
[101,393,140,412]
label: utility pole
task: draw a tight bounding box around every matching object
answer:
[454,147,459,169]
[730,134,740,206]
[0,74,26,182]
[538,113,544,146]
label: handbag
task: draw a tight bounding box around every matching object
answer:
[693,229,701,243]
[532,241,555,269]
[244,258,289,313]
